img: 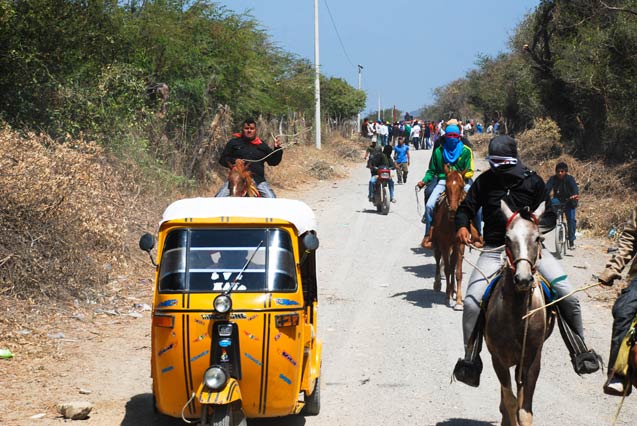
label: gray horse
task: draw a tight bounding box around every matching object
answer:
[485,200,553,426]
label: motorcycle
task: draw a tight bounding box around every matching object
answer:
[372,167,391,215]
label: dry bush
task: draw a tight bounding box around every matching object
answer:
[0,124,160,300]
[0,117,364,302]
[471,119,636,236]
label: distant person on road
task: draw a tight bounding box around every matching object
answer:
[545,162,579,249]
[216,118,282,198]
[452,135,601,388]
[410,120,422,150]
[393,137,410,184]
[597,205,637,396]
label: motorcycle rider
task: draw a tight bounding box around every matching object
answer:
[452,135,601,387]
[368,145,396,203]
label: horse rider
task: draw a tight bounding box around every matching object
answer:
[368,145,396,203]
[598,205,637,396]
[452,135,601,387]
[417,123,474,249]
[216,118,282,198]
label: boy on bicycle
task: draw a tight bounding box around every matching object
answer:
[546,162,579,249]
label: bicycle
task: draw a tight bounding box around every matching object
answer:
[553,203,568,259]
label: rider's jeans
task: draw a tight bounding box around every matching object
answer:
[462,246,584,351]
[215,180,277,198]
[369,176,395,200]
[552,198,577,242]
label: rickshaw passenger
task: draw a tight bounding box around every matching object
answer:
[216,118,282,198]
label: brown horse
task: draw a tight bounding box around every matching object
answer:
[431,165,470,310]
[228,159,259,197]
[485,200,550,426]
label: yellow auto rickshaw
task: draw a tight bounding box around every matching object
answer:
[139,197,322,425]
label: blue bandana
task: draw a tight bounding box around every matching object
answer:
[442,125,463,163]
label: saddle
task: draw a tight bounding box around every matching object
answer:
[481,272,554,308]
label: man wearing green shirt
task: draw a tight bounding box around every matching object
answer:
[417,124,474,249]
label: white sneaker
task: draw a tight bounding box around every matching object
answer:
[391,198,397,203]
[604,377,626,396]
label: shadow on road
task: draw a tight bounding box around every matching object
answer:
[403,262,436,279]
[390,288,448,309]
[122,393,308,426]
[249,416,307,425]
[436,419,496,426]
[122,394,182,426]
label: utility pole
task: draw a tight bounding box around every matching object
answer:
[314,0,321,149]
[377,95,381,121]
[357,64,363,134]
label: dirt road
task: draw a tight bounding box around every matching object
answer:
[3,147,635,425]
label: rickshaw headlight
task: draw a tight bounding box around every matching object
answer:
[203,366,227,390]
[214,295,232,313]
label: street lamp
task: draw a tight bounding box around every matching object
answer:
[357,64,363,134]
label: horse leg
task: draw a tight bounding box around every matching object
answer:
[517,349,542,426]
[492,356,518,426]
[444,249,454,306]
[452,245,464,311]
[433,245,442,292]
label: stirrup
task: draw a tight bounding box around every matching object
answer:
[572,349,602,375]
[452,356,483,388]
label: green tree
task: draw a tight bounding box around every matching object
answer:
[320,76,366,121]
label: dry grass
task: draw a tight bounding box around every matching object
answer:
[469,119,636,237]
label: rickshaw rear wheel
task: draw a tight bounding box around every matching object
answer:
[302,377,321,416]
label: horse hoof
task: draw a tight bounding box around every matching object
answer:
[453,304,464,311]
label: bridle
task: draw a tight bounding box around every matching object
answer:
[504,210,542,274]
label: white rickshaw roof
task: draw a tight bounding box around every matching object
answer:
[160,197,317,234]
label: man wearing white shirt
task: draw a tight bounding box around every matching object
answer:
[410,121,422,150]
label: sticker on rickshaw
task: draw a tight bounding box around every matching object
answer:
[158,299,178,308]
[201,313,247,320]
[190,350,209,362]
[244,352,262,367]
[275,298,299,306]
[158,342,176,356]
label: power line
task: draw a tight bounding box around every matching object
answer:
[322,0,356,69]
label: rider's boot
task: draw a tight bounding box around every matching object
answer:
[453,328,484,387]
[421,226,434,249]
[555,305,602,375]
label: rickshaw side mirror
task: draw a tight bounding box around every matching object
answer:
[302,232,319,251]
[139,233,156,252]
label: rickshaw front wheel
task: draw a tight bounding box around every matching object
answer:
[202,403,246,426]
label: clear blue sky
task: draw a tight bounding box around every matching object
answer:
[215,0,540,115]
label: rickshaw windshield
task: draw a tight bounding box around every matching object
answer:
[158,228,297,293]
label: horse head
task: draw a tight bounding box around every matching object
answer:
[443,164,466,219]
[500,200,545,292]
[228,159,258,197]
